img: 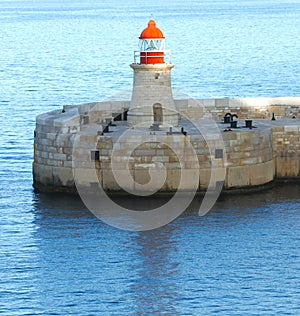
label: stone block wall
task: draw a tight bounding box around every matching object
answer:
[33,97,300,193]
[272,125,300,178]
[88,135,200,192]
[68,128,275,192]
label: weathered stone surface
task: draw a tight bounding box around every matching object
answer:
[53,167,74,187]
[249,160,275,186]
[276,157,300,178]
[226,165,251,188]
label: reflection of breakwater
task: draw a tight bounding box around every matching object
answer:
[33,97,300,193]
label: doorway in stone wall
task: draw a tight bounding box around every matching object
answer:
[153,103,163,124]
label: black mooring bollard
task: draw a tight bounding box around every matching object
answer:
[224,113,232,123]
[245,119,252,128]
[230,121,237,128]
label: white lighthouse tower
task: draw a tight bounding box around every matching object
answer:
[127,20,178,127]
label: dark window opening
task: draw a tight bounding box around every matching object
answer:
[215,149,223,159]
[91,150,100,161]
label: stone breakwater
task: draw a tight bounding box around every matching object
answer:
[33,97,300,193]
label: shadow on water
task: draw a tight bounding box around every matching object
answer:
[32,182,300,222]
[32,192,92,219]
[197,182,299,211]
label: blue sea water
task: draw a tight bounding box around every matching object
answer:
[0,0,300,315]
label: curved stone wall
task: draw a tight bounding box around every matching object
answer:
[222,129,274,189]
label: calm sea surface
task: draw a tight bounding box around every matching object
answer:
[0,0,299,315]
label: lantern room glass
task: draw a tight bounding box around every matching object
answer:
[139,39,165,51]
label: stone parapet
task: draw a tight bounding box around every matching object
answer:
[175,97,300,121]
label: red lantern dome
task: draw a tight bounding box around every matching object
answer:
[137,20,166,64]
[139,20,165,39]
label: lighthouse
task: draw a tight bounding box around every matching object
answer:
[127,20,178,127]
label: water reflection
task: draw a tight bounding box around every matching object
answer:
[130,226,180,315]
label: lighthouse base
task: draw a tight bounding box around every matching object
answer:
[127,109,179,128]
